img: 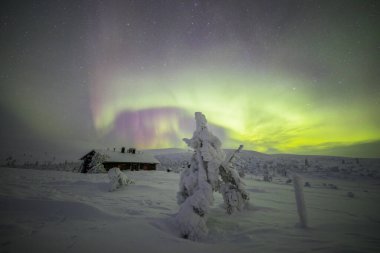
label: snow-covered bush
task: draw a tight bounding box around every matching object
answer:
[176,112,249,240]
[108,167,134,191]
[87,163,106,173]
[88,152,108,173]
[220,181,248,214]
[79,152,109,173]
[218,145,249,215]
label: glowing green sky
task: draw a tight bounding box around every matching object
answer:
[1,0,379,158]
[92,56,380,155]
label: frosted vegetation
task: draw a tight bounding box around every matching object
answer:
[86,153,109,173]
[175,112,248,240]
[108,167,134,191]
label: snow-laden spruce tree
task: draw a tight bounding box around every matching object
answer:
[176,112,249,240]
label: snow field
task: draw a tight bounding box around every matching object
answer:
[1,167,380,252]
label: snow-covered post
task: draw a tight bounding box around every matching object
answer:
[176,112,249,240]
[292,174,308,228]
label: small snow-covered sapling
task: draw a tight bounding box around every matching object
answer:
[108,167,134,191]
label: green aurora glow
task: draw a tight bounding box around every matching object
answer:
[1,0,379,158]
[91,59,380,155]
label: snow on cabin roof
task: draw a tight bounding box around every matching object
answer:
[83,149,160,164]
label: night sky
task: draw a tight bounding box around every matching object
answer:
[1,0,379,159]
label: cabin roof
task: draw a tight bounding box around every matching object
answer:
[81,149,160,164]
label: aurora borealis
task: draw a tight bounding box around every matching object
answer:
[1,0,379,158]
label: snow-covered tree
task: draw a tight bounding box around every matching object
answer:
[108,167,134,191]
[176,112,249,240]
[84,152,109,173]
[87,164,106,173]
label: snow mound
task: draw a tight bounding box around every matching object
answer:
[108,167,134,191]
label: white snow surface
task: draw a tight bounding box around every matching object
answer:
[1,167,380,252]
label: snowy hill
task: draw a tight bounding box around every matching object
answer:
[1,148,380,179]
[1,167,380,252]
[154,149,380,179]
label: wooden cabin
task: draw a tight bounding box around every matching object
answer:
[80,147,160,173]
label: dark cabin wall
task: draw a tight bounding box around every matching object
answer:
[103,162,156,171]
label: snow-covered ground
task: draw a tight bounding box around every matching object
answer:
[2,148,380,180]
[1,167,380,252]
